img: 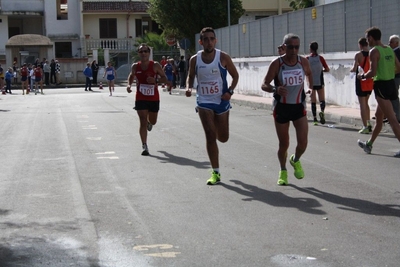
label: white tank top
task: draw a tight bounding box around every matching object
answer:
[195,49,227,104]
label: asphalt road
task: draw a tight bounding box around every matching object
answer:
[0,87,399,267]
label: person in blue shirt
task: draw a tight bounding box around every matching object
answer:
[5,67,13,94]
[83,62,93,91]
[163,58,176,94]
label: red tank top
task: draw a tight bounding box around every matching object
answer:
[135,61,159,101]
[34,68,42,78]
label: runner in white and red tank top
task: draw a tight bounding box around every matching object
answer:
[261,33,313,186]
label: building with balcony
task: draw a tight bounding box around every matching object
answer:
[0,0,161,82]
[239,0,293,23]
[81,0,161,68]
[0,0,82,64]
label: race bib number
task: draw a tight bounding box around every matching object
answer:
[282,69,304,86]
[139,84,155,96]
[199,81,220,95]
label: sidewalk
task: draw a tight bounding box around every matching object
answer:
[164,87,369,129]
[230,93,374,129]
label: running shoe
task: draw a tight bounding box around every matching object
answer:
[147,122,153,132]
[358,127,370,134]
[206,171,221,185]
[383,118,389,124]
[367,124,372,132]
[141,144,149,156]
[277,170,288,185]
[394,150,400,158]
[319,111,326,124]
[357,139,372,154]
[289,154,304,179]
[313,118,318,126]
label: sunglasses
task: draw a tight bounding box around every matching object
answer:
[286,45,300,50]
[138,50,150,54]
[202,37,216,42]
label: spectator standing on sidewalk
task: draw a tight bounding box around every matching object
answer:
[178,56,186,88]
[83,62,93,92]
[29,64,35,92]
[357,27,400,157]
[5,67,13,94]
[91,60,99,85]
[20,63,29,95]
[388,35,400,122]
[0,64,4,93]
[43,60,51,86]
[306,41,330,125]
[126,44,167,156]
[261,33,313,185]
[277,44,285,56]
[55,59,61,85]
[350,37,373,134]
[50,59,56,84]
[13,61,18,85]
[186,27,239,185]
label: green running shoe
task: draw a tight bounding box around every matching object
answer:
[357,139,372,154]
[207,171,221,185]
[358,127,370,134]
[290,154,304,179]
[319,112,326,124]
[313,118,318,126]
[277,170,288,185]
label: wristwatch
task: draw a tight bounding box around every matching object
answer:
[228,89,234,95]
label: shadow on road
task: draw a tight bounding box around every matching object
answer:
[289,185,400,217]
[151,150,210,169]
[221,180,326,215]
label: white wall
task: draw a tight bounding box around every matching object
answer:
[232,52,377,110]
[83,14,136,39]
[44,0,81,35]
[0,15,9,56]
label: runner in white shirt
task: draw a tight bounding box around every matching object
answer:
[261,33,313,186]
[186,27,239,185]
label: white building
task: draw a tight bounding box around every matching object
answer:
[0,0,159,82]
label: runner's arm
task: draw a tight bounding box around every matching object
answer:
[126,64,136,93]
[320,56,330,72]
[261,59,279,93]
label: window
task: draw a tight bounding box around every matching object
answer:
[99,19,117,39]
[55,42,72,58]
[57,0,68,20]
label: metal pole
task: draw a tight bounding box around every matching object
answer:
[228,0,231,55]
[228,0,231,26]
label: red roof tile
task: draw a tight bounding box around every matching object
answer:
[83,1,149,13]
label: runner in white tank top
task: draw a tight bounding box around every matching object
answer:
[186,27,239,185]
[261,33,313,186]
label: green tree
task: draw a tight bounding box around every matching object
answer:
[287,0,314,10]
[148,0,245,50]
[133,31,179,62]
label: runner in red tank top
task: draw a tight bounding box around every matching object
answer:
[33,66,44,95]
[126,43,167,156]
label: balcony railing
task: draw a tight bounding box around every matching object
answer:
[85,38,135,52]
